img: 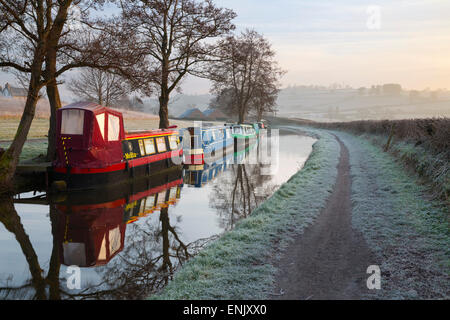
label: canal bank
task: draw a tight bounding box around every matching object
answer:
[151,129,340,299]
[152,127,449,300]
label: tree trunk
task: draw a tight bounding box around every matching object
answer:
[0,197,47,299]
[46,79,62,162]
[159,93,170,129]
[257,108,263,122]
[238,106,246,124]
[159,207,172,285]
[159,53,170,129]
[0,70,42,194]
[47,206,61,300]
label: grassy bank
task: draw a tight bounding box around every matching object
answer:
[151,130,340,299]
[335,131,449,299]
[312,118,449,201]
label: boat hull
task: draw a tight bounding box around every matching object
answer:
[50,153,181,192]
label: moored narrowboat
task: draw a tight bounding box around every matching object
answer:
[184,125,234,167]
[51,102,182,191]
[231,124,257,152]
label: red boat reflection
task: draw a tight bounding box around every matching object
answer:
[54,167,183,267]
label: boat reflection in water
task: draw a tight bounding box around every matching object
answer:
[183,138,257,188]
[1,166,217,299]
[55,167,183,268]
[184,140,277,232]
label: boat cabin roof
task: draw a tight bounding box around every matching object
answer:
[60,101,123,117]
[125,129,178,140]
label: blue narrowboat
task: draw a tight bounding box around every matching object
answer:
[183,138,257,188]
[184,125,234,166]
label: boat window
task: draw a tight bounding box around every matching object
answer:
[169,135,178,150]
[156,191,167,206]
[109,226,122,256]
[61,109,84,135]
[127,141,133,153]
[63,242,86,266]
[138,140,145,156]
[144,138,156,155]
[98,236,107,261]
[138,198,146,213]
[156,137,167,153]
[96,113,105,140]
[108,114,120,141]
[202,131,210,143]
[144,196,155,212]
[169,187,177,200]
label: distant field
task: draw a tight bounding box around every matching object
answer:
[276,89,450,122]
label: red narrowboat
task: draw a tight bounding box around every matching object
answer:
[51,102,182,191]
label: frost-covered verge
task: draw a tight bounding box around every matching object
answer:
[335,131,449,299]
[371,134,448,201]
[151,130,340,300]
[311,119,449,201]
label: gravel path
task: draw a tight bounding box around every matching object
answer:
[272,134,375,300]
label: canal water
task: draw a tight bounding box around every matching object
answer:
[0,130,316,299]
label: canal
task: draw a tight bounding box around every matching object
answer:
[0,129,316,299]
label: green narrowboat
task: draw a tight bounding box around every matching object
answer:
[231,124,257,152]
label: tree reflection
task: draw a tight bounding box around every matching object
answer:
[0,186,217,300]
[78,207,217,299]
[0,197,58,299]
[210,164,277,231]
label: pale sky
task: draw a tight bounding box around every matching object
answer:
[1,0,450,97]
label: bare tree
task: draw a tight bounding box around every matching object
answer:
[0,0,66,193]
[68,68,131,106]
[208,88,236,118]
[250,80,279,121]
[208,29,284,123]
[119,0,236,129]
[42,3,146,162]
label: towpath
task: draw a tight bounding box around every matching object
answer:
[272,134,374,299]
